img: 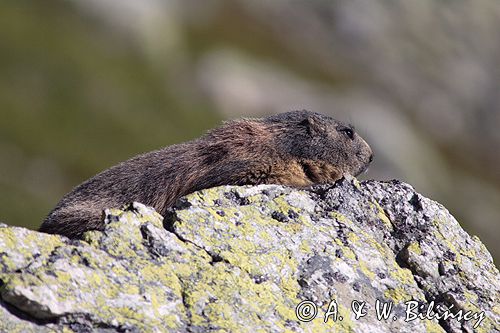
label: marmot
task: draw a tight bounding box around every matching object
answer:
[39,110,373,238]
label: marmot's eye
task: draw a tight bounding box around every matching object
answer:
[339,127,354,139]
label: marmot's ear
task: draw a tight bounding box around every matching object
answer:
[299,116,325,135]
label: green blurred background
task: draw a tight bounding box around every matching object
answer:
[0,0,499,262]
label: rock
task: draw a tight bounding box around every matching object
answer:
[0,177,498,332]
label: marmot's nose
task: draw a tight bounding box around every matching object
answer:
[369,153,374,163]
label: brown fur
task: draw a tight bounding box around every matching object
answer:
[39,110,373,238]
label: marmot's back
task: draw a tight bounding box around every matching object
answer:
[39,110,373,238]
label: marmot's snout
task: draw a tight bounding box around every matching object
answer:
[350,133,373,176]
[357,150,373,175]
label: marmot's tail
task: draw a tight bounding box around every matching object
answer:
[39,206,103,239]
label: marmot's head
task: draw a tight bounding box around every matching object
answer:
[265,110,373,179]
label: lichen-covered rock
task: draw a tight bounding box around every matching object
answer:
[0,177,498,332]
